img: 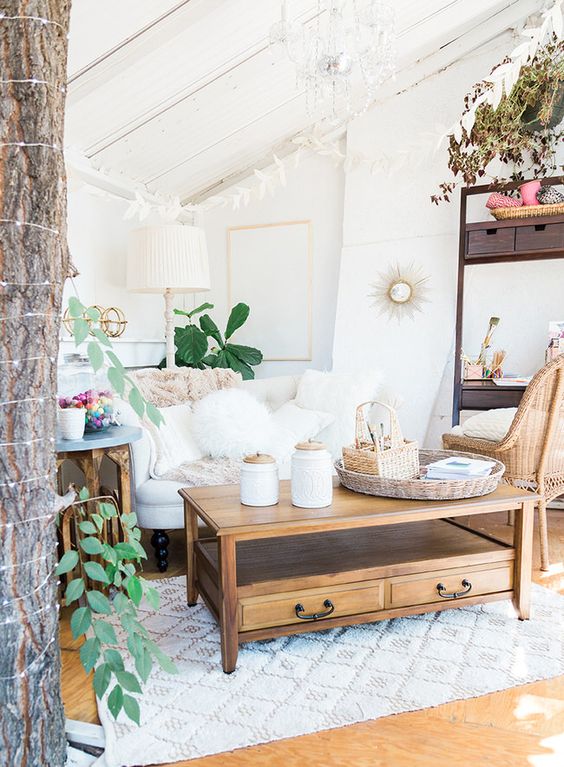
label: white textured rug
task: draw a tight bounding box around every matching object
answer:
[96,578,564,767]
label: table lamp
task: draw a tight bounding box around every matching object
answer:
[127,225,210,368]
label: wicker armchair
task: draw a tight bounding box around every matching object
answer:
[443,356,564,571]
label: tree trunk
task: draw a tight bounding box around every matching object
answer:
[0,2,71,765]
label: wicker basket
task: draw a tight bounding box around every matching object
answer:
[342,401,419,480]
[336,449,505,501]
[490,201,564,220]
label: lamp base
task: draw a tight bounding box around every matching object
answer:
[164,288,176,369]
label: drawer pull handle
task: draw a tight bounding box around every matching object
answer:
[436,579,472,599]
[295,599,335,621]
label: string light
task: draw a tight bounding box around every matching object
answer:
[0,280,54,287]
[0,474,51,488]
[0,78,66,93]
[0,602,59,626]
[1,573,59,606]
[0,511,56,528]
[0,142,61,151]
[0,636,57,681]
[0,312,52,321]
[0,14,66,32]
[0,437,54,449]
[0,553,54,572]
[0,397,51,407]
[0,219,59,235]
[0,355,55,366]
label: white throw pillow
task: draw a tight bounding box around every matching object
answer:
[271,400,335,443]
[460,407,516,442]
[145,403,203,478]
[295,370,383,458]
[192,389,273,459]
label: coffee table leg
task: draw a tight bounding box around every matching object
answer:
[513,499,534,620]
[218,535,238,673]
[184,500,199,606]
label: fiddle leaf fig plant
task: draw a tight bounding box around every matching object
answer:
[57,489,178,725]
[170,302,263,379]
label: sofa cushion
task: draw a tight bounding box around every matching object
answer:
[239,375,300,412]
[271,400,335,443]
[144,403,203,478]
[458,408,516,442]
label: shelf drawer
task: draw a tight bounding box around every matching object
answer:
[515,222,564,252]
[239,580,384,632]
[466,226,515,256]
[461,387,525,410]
[387,564,513,609]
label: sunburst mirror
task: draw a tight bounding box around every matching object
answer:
[369,262,431,321]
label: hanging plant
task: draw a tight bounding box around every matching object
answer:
[432,11,564,205]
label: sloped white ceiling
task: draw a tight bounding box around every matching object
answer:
[65,0,536,204]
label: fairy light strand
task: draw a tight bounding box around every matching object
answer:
[0,636,58,681]
[0,474,51,489]
[0,553,54,572]
[1,573,60,606]
[0,14,66,31]
[0,280,54,287]
[0,313,52,321]
[0,219,59,234]
[0,437,54,449]
[0,355,55,366]
[0,601,59,626]
[0,397,52,407]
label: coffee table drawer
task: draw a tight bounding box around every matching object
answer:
[387,564,513,609]
[239,580,384,632]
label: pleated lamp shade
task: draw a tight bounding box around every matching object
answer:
[127,225,210,293]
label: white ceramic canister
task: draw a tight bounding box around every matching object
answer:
[240,453,279,507]
[291,440,333,509]
[58,407,86,440]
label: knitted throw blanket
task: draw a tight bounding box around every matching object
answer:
[128,367,241,408]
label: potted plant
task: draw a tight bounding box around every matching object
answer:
[432,38,564,204]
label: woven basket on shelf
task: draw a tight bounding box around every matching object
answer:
[490,201,564,220]
[336,450,505,501]
[342,400,419,480]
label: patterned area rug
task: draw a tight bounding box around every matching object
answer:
[95,578,564,767]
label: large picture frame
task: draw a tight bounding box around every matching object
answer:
[227,220,313,361]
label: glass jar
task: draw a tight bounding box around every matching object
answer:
[57,354,114,433]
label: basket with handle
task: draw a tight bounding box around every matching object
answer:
[342,401,419,479]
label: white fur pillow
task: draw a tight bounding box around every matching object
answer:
[192,389,273,459]
[296,369,383,458]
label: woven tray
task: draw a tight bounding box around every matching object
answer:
[490,201,564,220]
[335,449,505,501]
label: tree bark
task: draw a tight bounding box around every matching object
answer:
[0,2,71,765]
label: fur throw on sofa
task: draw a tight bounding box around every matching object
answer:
[128,367,241,408]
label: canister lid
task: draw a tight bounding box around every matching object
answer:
[243,452,275,464]
[295,439,327,451]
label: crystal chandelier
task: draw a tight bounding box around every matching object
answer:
[270,0,396,121]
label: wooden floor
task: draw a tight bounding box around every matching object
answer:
[61,510,564,767]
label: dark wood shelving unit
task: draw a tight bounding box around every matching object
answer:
[453,175,564,425]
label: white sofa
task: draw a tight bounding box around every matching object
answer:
[118,375,302,571]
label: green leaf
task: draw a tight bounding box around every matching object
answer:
[121,512,137,529]
[79,486,90,502]
[105,350,124,371]
[56,549,79,575]
[145,640,178,675]
[98,501,117,519]
[78,520,97,535]
[199,314,223,346]
[104,648,125,672]
[85,306,101,322]
[101,543,117,565]
[107,684,124,719]
[71,606,92,639]
[130,527,142,541]
[174,324,208,365]
[143,585,160,611]
[128,387,145,419]
[146,402,164,428]
[116,670,142,694]
[93,619,118,645]
[125,576,143,606]
[114,542,141,561]
[225,343,262,366]
[130,540,147,560]
[87,590,112,615]
[80,536,104,555]
[73,318,90,346]
[79,637,101,674]
[107,366,125,396]
[127,631,144,660]
[91,327,112,348]
[93,662,112,699]
[65,577,85,604]
[91,513,104,532]
[123,694,141,725]
[87,341,104,373]
[174,302,214,319]
[121,613,148,639]
[225,302,250,339]
[83,561,110,584]
[224,349,255,380]
[113,592,131,615]
[203,349,230,370]
[68,296,85,319]
[135,648,152,683]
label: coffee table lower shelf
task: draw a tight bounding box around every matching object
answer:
[192,519,517,668]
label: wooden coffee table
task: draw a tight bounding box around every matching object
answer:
[179,481,537,673]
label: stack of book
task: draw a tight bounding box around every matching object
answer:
[425,456,495,481]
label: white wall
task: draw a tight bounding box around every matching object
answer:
[332,34,542,446]
[65,152,344,375]
[202,153,344,378]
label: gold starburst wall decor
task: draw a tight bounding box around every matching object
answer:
[369,262,431,322]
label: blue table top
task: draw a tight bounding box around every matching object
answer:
[56,424,144,453]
